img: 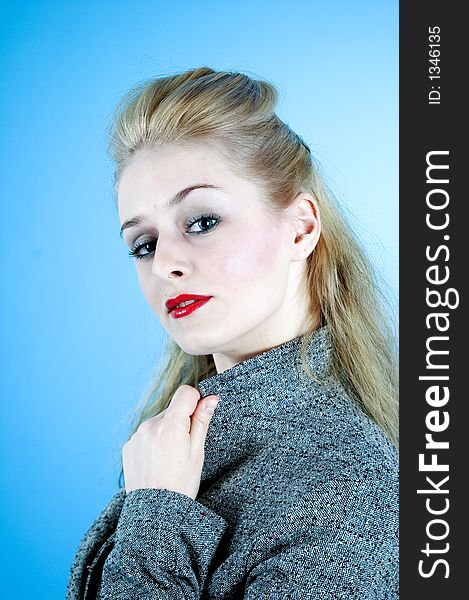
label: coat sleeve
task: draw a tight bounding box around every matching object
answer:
[243,476,399,600]
[66,488,127,600]
[95,488,228,599]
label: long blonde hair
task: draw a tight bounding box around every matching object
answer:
[109,67,398,447]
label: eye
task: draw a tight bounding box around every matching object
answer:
[127,213,222,261]
[128,240,156,261]
[186,213,221,234]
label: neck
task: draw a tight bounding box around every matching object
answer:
[212,325,310,374]
[212,289,320,374]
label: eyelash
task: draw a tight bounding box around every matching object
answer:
[128,213,222,260]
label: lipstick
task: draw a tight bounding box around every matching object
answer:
[165,294,212,319]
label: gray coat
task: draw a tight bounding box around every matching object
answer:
[67,326,398,599]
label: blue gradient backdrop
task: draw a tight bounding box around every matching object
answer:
[0,1,397,596]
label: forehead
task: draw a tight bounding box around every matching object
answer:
[116,141,268,217]
[119,142,233,194]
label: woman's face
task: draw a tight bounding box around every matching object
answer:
[118,141,312,370]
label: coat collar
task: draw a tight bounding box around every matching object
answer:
[197,325,334,415]
[196,326,337,485]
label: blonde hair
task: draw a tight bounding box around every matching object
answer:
[109,67,398,447]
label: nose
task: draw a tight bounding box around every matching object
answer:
[151,234,190,280]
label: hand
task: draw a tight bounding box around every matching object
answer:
[122,385,220,500]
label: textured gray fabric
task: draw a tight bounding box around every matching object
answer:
[66,326,399,599]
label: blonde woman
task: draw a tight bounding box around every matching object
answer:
[67,67,398,599]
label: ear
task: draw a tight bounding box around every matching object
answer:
[287,192,321,261]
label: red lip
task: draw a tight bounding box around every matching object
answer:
[165,294,212,316]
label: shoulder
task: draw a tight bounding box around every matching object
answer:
[246,453,398,598]
[249,382,400,547]
[277,380,398,484]
[250,382,398,522]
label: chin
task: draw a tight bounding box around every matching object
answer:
[171,329,224,357]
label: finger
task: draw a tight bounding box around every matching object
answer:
[152,408,168,420]
[189,395,220,458]
[136,408,168,434]
[166,385,200,421]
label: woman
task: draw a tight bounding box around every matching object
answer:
[67,67,398,599]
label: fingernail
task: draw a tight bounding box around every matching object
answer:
[205,397,219,414]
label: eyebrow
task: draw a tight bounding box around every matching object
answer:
[119,183,223,238]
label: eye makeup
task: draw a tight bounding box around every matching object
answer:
[128,212,222,260]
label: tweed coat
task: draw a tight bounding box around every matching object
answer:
[67,326,399,599]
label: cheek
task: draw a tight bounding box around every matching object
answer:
[221,227,284,286]
[136,268,160,311]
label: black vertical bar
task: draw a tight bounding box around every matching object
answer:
[400,1,465,597]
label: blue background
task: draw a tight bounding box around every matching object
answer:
[0,1,398,596]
